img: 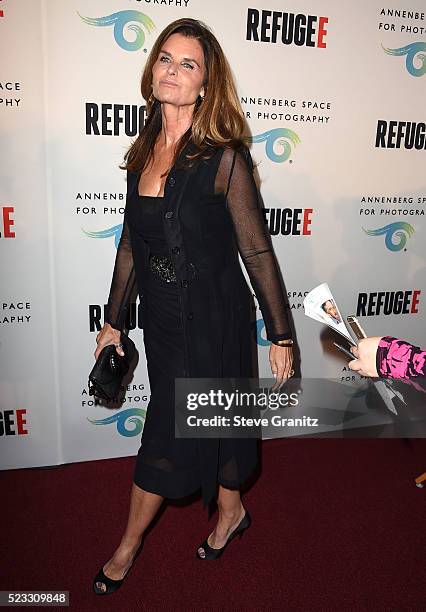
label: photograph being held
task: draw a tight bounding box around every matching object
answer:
[321,299,342,325]
[92,17,294,596]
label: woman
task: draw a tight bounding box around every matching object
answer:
[93,18,294,595]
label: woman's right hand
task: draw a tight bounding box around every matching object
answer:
[348,336,382,377]
[94,322,125,360]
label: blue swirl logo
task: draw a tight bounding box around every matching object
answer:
[83,224,123,249]
[255,319,271,347]
[363,222,415,252]
[87,408,146,437]
[382,42,426,77]
[78,10,155,51]
[246,128,300,163]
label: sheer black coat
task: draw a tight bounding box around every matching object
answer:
[105,140,292,507]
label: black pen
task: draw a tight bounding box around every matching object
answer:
[333,341,356,360]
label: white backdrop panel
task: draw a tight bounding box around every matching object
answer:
[1,0,425,469]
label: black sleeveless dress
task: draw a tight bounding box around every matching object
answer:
[128,192,201,498]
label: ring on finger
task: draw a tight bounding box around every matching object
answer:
[115,342,124,350]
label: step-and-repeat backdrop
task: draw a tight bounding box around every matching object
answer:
[1,0,425,469]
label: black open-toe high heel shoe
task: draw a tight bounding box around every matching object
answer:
[93,565,129,596]
[93,543,143,596]
[196,510,251,560]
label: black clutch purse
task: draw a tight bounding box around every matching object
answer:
[88,334,137,401]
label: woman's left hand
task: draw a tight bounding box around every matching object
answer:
[269,345,294,390]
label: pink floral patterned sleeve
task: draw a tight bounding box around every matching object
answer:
[376,336,426,380]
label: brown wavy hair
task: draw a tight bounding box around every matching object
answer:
[122,18,246,174]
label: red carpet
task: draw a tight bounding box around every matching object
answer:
[2,438,425,610]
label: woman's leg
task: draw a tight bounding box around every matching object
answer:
[197,485,246,558]
[95,483,164,592]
